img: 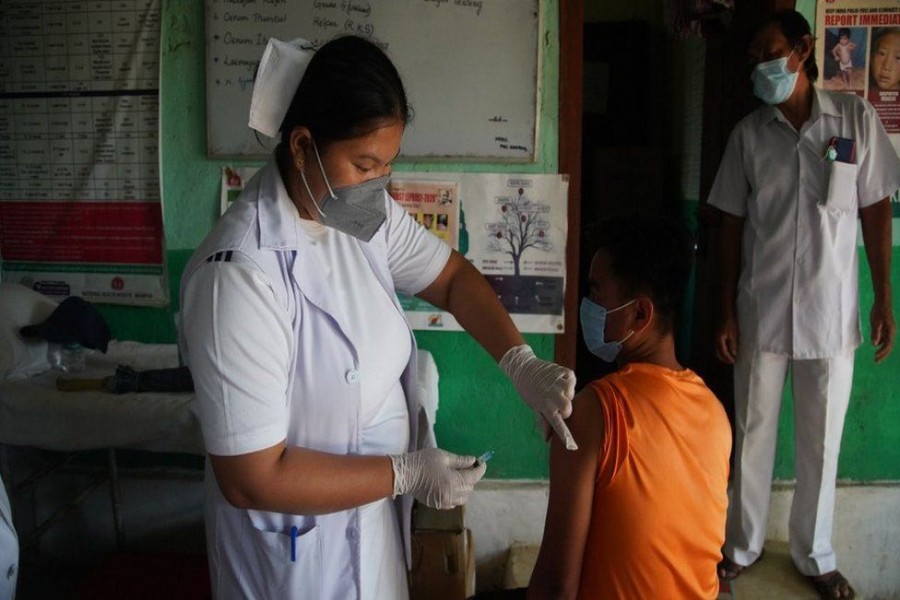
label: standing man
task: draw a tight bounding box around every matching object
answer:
[709,10,899,600]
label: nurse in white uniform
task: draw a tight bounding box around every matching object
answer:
[180,35,577,600]
[1,476,18,600]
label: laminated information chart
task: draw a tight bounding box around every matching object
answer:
[0,0,167,306]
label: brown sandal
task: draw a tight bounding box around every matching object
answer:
[717,549,764,581]
[807,571,855,599]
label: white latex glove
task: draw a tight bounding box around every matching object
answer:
[500,344,578,450]
[389,448,487,509]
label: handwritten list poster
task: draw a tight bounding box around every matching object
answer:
[205,0,540,160]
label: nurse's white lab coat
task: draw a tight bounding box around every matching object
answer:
[0,476,18,600]
[181,159,448,599]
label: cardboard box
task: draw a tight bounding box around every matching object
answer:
[409,528,476,600]
[412,503,465,532]
[409,503,475,598]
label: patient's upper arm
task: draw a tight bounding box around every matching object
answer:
[527,386,605,599]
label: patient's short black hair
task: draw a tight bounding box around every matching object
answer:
[593,215,694,333]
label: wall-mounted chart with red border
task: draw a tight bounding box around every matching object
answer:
[0,0,167,306]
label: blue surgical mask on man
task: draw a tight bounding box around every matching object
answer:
[580,297,636,362]
[298,140,388,242]
[751,48,798,105]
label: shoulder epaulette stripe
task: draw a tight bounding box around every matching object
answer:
[206,251,234,263]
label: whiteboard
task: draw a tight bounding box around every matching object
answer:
[205,0,540,160]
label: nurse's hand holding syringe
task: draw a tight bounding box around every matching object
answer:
[389,448,487,510]
[414,253,576,450]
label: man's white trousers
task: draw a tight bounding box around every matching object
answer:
[723,348,854,576]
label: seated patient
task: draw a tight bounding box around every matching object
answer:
[527,216,731,600]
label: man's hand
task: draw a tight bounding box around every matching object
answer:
[858,198,893,363]
[715,315,740,365]
[871,299,895,363]
[714,211,744,366]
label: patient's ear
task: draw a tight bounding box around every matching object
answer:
[631,295,655,337]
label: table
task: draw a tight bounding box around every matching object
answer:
[0,340,202,549]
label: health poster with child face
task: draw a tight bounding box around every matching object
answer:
[816,0,900,244]
[817,1,900,137]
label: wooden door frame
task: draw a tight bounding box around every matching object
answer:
[557,2,798,370]
[555,0,583,369]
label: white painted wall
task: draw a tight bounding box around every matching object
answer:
[466,480,900,597]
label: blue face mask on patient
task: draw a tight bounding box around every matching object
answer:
[579,297,635,362]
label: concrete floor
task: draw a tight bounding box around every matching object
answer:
[505,540,878,600]
[724,541,840,599]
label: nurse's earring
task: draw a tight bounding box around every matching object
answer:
[294,156,304,173]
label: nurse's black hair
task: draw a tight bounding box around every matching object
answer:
[591,216,694,334]
[751,9,819,83]
[279,35,412,150]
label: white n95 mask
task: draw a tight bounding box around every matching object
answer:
[298,141,388,242]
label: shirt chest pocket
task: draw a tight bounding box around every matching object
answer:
[241,515,323,597]
[821,161,858,214]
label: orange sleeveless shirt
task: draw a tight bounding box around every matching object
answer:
[578,363,731,599]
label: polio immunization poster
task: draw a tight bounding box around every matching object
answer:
[815,0,900,242]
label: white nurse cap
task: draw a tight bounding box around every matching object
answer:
[248,37,316,138]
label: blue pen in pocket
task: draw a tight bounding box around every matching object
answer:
[290,526,299,562]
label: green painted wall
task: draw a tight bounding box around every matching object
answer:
[96,0,560,478]
[681,196,900,482]
[96,0,900,482]
[772,0,900,482]
[775,252,900,481]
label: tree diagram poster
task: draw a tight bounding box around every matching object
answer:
[393,172,568,334]
[0,1,166,305]
[815,0,900,243]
